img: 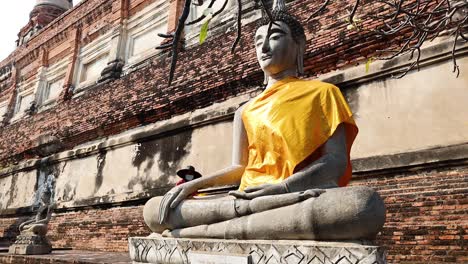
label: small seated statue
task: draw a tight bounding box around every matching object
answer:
[18,190,54,237]
[9,189,54,255]
[143,0,386,241]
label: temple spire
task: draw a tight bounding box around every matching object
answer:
[34,0,73,10]
[17,0,73,46]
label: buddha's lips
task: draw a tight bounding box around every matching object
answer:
[261,54,272,61]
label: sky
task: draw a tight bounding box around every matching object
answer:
[0,0,81,62]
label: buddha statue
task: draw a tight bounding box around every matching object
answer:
[143,0,386,240]
[18,190,54,237]
[9,189,54,255]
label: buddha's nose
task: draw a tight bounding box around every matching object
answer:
[261,38,271,53]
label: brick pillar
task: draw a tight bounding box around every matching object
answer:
[167,0,185,34]
[109,0,129,24]
[4,65,18,123]
[40,48,49,68]
[120,0,130,22]
[33,48,49,107]
[61,27,81,100]
[97,0,129,83]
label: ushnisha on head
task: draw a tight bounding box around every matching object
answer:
[255,0,306,84]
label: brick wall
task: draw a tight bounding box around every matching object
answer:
[0,205,149,252]
[352,165,468,263]
[1,164,466,262]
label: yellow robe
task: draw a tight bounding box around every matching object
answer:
[239,77,358,191]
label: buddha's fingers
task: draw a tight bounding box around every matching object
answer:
[300,189,325,200]
[158,189,182,224]
[161,229,174,238]
[229,190,263,200]
[170,189,189,209]
[229,191,248,199]
[244,185,267,193]
[158,195,170,224]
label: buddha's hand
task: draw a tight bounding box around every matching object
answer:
[229,183,289,200]
[158,182,199,224]
[300,189,326,200]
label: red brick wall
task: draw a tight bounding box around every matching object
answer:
[352,165,468,263]
[0,205,149,252]
[1,164,466,261]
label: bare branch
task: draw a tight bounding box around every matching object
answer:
[186,0,217,25]
[308,0,331,21]
[348,0,361,23]
[156,0,467,85]
[372,0,467,78]
[160,0,193,86]
[231,0,243,53]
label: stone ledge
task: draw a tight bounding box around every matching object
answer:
[320,38,468,88]
[1,143,465,216]
[352,143,468,175]
[0,250,131,264]
[129,236,387,264]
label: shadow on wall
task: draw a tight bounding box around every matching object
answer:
[0,216,29,248]
[128,129,193,191]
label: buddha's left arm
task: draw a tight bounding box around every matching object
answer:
[284,123,347,192]
[230,124,347,199]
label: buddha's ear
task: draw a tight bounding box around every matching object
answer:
[263,72,269,85]
[297,39,306,75]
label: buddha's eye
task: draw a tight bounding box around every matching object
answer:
[256,41,263,47]
[269,33,283,41]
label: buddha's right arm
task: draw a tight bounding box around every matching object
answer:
[192,105,249,189]
[158,105,249,223]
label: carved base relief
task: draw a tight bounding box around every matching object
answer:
[8,234,52,255]
[129,236,387,264]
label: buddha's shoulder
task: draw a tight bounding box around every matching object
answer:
[292,79,340,92]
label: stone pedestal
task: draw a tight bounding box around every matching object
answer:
[8,234,52,255]
[129,236,386,264]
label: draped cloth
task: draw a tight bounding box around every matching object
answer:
[239,77,358,191]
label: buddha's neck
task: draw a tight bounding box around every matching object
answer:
[266,68,298,89]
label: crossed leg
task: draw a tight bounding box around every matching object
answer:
[144,186,386,240]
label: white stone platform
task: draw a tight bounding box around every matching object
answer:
[128,236,386,264]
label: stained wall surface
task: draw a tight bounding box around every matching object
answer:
[351,56,468,158]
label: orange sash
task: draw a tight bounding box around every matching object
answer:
[239,77,358,191]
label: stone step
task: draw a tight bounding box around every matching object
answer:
[0,250,131,264]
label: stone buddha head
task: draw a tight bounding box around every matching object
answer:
[255,0,306,83]
[40,189,52,205]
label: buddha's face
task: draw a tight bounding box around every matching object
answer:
[255,21,299,76]
[41,195,49,203]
